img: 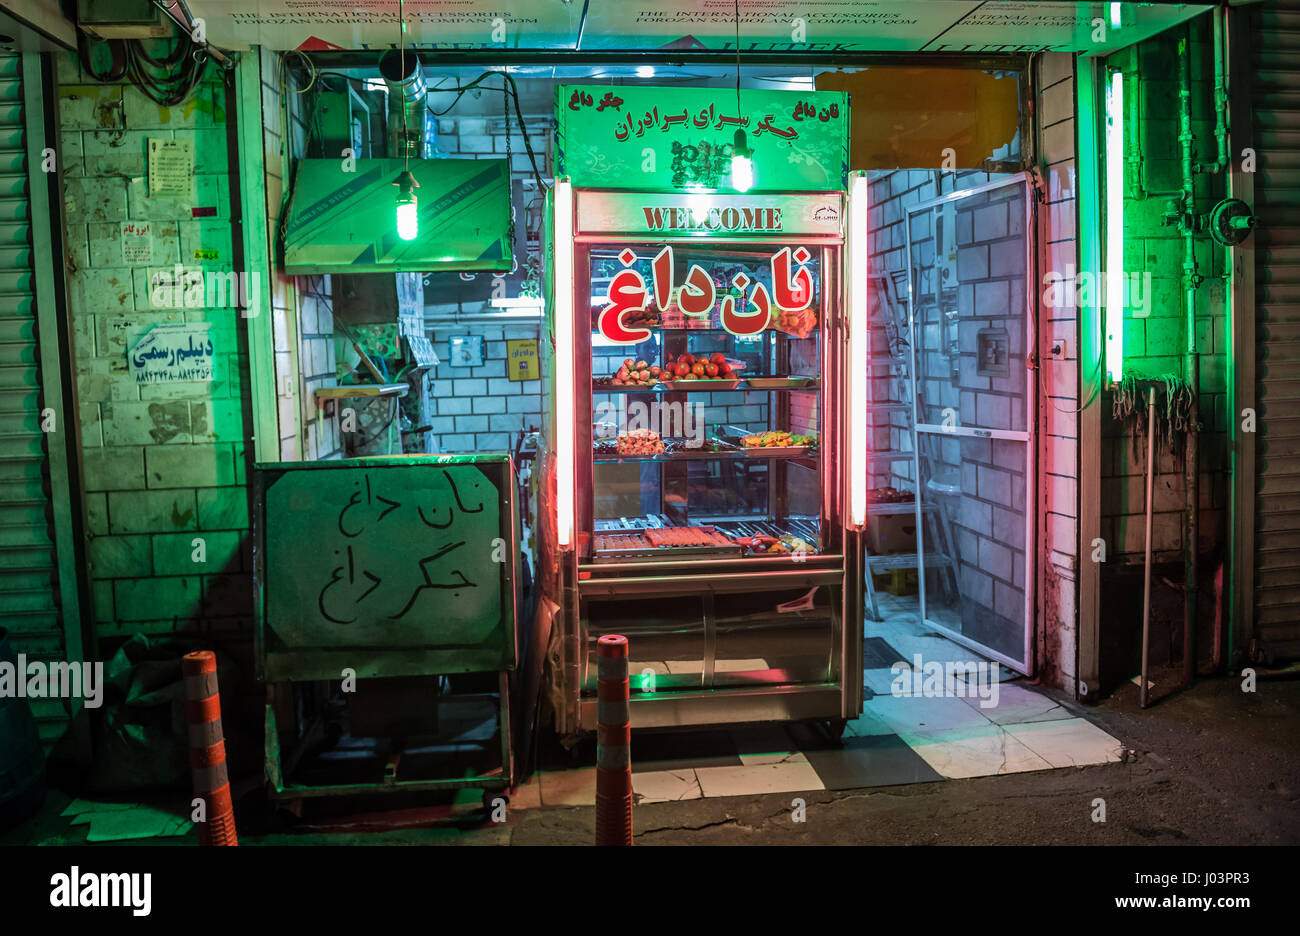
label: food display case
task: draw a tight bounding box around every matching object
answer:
[535,183,870,738]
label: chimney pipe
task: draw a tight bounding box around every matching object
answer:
[378,51,429,159]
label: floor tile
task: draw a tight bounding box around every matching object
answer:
[804,734,944,789]
[631,729,740,772]
[731,725,804,765]
[864,666,903,696]
[844,708,897,738]
[865,692,993,739]
[508,777,543,811]
[538,767,596,807]
[904,724,1053,779]
[863,636,906,669]
[632,768,703,804]
[957,681,1069,725]
[695,760,826,798]
[1004,718,1124,768]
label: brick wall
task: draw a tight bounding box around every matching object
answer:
[260,48,342,462]
[1036,52,1082,688]
[421,105,550,453]
[57,49,253,642]
[426,323,542,451]
[1100,22,1228,567]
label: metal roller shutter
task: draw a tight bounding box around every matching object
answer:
[0,51,71,750]
[1253,0,1300,659]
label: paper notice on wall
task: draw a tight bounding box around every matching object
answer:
[120,221,153,264]
[129,323,214,384]
[147,138,194,197]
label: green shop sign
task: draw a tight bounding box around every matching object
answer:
[555,84,849,193]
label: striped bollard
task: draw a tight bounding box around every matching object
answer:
[182,650,238,846]
[595,634,632,846]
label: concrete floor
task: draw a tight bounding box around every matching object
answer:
[5,665,1297,846]
[509,668,1300,846]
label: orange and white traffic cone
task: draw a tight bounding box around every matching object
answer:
[595,634,632,846]
[182,650,238,846]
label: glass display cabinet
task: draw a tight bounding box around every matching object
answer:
[538,185,867,738]
[588,244,824,562]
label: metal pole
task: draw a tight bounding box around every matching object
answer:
[595,635,632,846]
[1141,388,1156,709]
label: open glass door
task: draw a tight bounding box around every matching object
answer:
[905,176,1035,674]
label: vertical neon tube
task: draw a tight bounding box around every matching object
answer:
[847,170,868,529]
[1105,70,1125,384]
[554,179,575,548]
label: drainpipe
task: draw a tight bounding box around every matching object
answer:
[1126,69,1146,200]
[1199,5,1231,176]
[1177,28,1201,690]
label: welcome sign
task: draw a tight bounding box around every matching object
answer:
[555,84,849,193]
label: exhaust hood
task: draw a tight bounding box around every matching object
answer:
[283,157,512,274]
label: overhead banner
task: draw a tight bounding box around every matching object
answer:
[187,0,1209,53]
[556,84,848,193]
[184,0,581,51]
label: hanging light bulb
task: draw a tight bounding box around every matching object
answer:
[394,169,419,241]
[731,127,753,193]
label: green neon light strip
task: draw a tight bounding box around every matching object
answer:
[1105,70,1124,383]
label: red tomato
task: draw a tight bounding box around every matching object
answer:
[710,353,726,365]
[692,362,706,376]
[681,353,695,365]
[705,363,719,377]
[675,361,691,377]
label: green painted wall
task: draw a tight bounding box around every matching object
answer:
[1100,13,1228,565]
[57,46,255,646]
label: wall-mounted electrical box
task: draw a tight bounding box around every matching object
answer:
[977,327,1010,377]
[77,0,168,39]
[317,83,372,160]
[449,335,485,368]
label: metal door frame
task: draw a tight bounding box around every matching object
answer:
[904,173,1036,675]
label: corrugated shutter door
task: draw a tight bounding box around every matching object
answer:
[1254,0,1300,659]
[0,52,69,748]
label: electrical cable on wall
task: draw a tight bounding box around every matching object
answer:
[302,67,549,193]
[79,20,209,107]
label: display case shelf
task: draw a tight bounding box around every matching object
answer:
[592,379,819,394]
[591,327,820,336]
[593,448,816,465]
[865,500,924,516]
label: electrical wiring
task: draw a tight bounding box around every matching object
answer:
[279,49,317,95]
[123,35,206,106]
[1037,353,1102,415]
[132,32,190,69]
[75,4,215,106]
[78,31,126,83]
[735,0,743,115]
[309,67,549,191]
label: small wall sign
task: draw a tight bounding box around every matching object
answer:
[449,334,484,368]
[129,322,214,384]
[507,339,538,381]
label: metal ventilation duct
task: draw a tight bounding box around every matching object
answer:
[378,49,431,159]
